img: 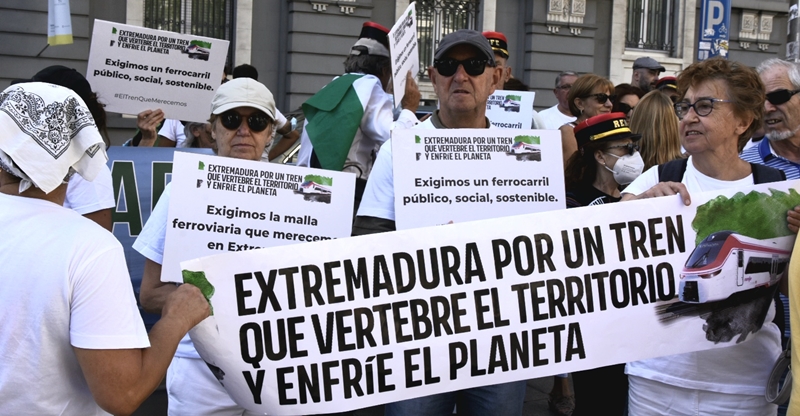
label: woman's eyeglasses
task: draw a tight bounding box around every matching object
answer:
[433,58,492,77]
[220,111,271,132]
[584,93,616,104]
[766,89,800,106]
[674,98,732,120]
[606,143,640,155]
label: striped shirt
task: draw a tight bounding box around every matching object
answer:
[740,137,800,180]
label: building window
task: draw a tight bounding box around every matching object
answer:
[626,0,674,52]
[144,0,234,61]
[416,0,480,79]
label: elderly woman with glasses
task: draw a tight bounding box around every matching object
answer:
[134,77,277,415]
[560,74,615,166]
[622,58,786,415]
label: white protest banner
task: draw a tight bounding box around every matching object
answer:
[181,179,800,414]
[86,20,229,122]
[161,152,356,283]
[486,90,535,129]
[47,0,73,45]
[388,3,419,107]
[392,128,564,229]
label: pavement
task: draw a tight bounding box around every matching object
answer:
[133,376,568,416]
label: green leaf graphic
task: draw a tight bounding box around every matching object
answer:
[198,161,205,170]
[112,27,117,34]
[190,40,212,49]
[514,135,541,145]
[415,135,422,144]
[303,174,333,186]
[692,188,800,244]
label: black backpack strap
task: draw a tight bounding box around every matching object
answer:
[657,158,689,183]
[750,163,786,184]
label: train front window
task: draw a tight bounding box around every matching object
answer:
[685,241,725,268]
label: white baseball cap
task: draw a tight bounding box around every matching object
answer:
[210,78,275,119]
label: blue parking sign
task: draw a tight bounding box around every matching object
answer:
[697,0,731,60]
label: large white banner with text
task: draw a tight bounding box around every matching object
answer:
[182,179,800,414]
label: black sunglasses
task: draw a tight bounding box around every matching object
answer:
[433,58,492,77]
[766,89,800,105]
[617,102,635,114]
[219,110,271,132]
[606,143,640,156]
[584,93,616,103]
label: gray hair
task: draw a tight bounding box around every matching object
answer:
[757,58,800,89]
[555,71,579,88]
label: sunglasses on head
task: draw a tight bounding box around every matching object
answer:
[219,110,271,132]
[606,143,640,156]
[433,58,492,77]
[766,89,800,105]
[617,102,635,114]
[584,93,616,103]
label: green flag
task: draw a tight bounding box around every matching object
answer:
[302,74,365,171]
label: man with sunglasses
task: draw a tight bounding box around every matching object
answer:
[134,77,277,416]
[355,30,526,416]
[740,59,800,181]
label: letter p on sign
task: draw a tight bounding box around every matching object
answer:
[706,0,724,30]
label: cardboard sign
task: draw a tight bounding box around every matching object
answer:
[388,3,419,107]
[486,90,536,129]
[392,128,565,229]
[161,152,356,283]
[181,180,800,414]
[86,20,229,122]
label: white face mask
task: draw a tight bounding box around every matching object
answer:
[603,151,644,185]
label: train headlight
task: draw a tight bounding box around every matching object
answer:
[699,270,721,279]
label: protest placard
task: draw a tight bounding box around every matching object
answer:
[161,152,356,283]
[181,179,800,414]
[86,20,228,122]
[391,128,564,229]
[388,3,418,107]
[486,90,535,129]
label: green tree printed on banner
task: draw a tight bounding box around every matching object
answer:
[692,189,800,244]
[304,175,334,186]
[514,135,541,145]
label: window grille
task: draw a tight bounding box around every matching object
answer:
[626,0,674,52]
[143,0,234,63]
[416,0,480,79]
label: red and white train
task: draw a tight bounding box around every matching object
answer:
[679,231,792,303]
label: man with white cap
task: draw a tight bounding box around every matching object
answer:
[355,29,527,416]
[297,21,420,212]
[0,82,210,415]
[135,77,277,415]
[631,56,665,92]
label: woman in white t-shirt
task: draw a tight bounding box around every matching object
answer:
[621,58,782,415]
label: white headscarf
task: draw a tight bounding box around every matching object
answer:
[0,82,106,193]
